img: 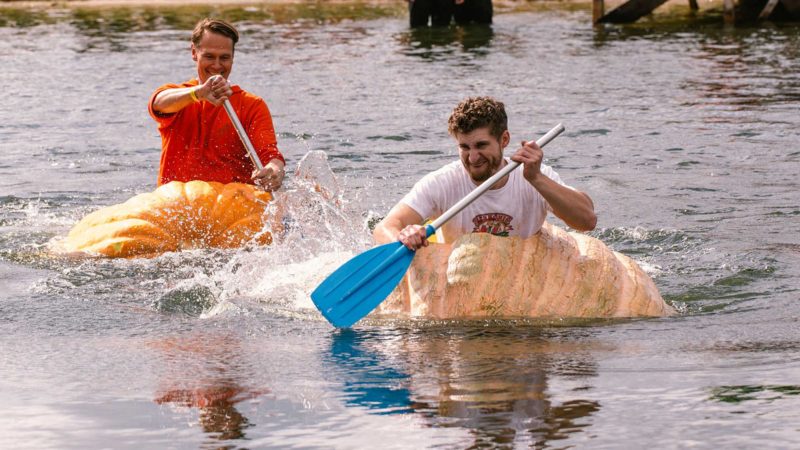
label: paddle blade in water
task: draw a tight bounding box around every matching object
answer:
[312,241,415,328]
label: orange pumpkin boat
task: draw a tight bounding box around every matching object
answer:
[58,180,274,258]
[376,222,675,319]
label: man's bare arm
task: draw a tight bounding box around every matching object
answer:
[531,175,597,231]
[373,203,427,249]
[512,140,597,232]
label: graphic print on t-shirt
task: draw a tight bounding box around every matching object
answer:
[472,213,514,236]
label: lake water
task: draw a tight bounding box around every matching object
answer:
[2,4,799,449]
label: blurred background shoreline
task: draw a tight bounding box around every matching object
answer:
[0,0,723,22]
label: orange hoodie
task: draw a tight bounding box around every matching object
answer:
[149,79,284,186]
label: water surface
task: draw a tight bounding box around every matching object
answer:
[2,6,800,449]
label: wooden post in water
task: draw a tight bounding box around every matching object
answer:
[723,0,736,22]
[593,0,605,23]
[758,0,780,18]
[596,0,670,23]
[688,0,699,10]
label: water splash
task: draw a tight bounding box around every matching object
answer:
[16,151,374,322]
[184,150,375,320]
[153,272,221,316]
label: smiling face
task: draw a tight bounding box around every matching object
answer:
[456,126,510,183]
[191,31,234,83]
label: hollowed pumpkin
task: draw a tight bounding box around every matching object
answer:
[377,222,675,319]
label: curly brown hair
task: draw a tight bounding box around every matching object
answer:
[191,18,240,51]
[447,97,508,140]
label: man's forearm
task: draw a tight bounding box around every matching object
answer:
[373,221,401,244]
[152,87,198,114]
[533,175,597,231]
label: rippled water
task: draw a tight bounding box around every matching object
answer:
[2,5,800,449]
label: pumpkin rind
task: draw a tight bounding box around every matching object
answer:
[377,222,675,319]
[60,181,273,258]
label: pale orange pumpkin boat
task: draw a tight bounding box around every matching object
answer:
[376,222,675,319]
[58,180,273,258]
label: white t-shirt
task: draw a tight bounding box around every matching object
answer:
[401,159,572,242]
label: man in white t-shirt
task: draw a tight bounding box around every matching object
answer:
[373,96,597,250]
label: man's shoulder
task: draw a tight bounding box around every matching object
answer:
[233,89,272,115]
[429,160,463,177]
[234,87,265,103]
[415,160,465,187]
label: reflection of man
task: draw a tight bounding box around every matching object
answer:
[151,334,267,442]
[327,328,601,447]
[155,380,254,440]
[408,0,493,27]
[417,335,601,447]
[373,96,596,250]
[149,18,285,190]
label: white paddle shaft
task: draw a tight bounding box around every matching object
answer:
[223,99,264,171]
[429,123,565,231]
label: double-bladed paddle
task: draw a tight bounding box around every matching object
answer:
[311,123,566,328]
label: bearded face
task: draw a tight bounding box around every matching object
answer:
[456,127,510,183]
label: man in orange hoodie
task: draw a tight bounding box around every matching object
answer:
[149,18,285,191]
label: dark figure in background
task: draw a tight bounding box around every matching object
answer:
[453,0,493,25]
[409,0,493,27]
[409,0,453,27]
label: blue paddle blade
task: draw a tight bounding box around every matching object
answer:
[312,241,416,328]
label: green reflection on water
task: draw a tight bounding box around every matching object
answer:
[0,7,54,27]
[0,2,405,29]
[710,385,800,403]
[663,263,777,312]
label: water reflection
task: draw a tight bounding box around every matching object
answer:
[328,327,600,447]
[155,380,256,441]
[710,384,800,403]
[150,333,267,444]
[683,28,800,112]
[590,15,724,46]
[328,329,415,414]
[396,24,494,60]
[592,21,800,112]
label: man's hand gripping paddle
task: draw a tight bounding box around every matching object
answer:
[311,124,566,328]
